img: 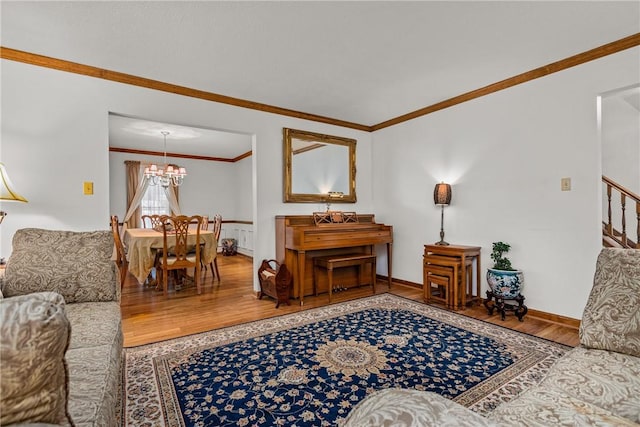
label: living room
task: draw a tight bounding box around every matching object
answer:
[1,2,639,425]
[1,2,638,321]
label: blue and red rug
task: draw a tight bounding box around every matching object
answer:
[121,294,570,426]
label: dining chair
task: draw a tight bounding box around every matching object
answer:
[155,215,203,296]
[200,215,209,231]
[204,214,222,280]
[140,214,153,228]
[110,215,128,289]
[141,214,165,229]
[198,215,210,273]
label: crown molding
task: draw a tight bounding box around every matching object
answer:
[372,32,640,131]
[2,32,639,133]
[108,146,252,163]
[0,46,371,132]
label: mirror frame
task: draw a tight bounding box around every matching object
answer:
[283,128,357,203]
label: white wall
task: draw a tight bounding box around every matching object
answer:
[233,155,253,221]
[0,60,374,291]
[371,47,640,319]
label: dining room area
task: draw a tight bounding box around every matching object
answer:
[114,213,222,295]
[108,114,253,228]
[111,211,251,344]
[108,114,256,326]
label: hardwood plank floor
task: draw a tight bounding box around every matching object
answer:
[120,255,579,348]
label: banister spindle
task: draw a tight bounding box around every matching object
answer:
[602,176,639,248]
[621,193,627,246]
[607,184,613,234]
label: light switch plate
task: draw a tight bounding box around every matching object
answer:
[561,177,571,191]
[83,181,94,195]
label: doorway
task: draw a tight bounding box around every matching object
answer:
[599,84,640,247]
[107,112,256,294]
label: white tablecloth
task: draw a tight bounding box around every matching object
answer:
[123,228,217,284]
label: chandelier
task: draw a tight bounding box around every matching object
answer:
[143,131,187,187]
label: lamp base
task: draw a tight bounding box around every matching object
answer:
[435,220,449,246]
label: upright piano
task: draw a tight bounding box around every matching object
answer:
[275,214,393,305]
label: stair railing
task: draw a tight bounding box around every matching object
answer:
[602,175,639,249]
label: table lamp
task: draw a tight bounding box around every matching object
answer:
[433,182,452,246]
[0,162,28,224]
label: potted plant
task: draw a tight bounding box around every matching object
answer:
[486,242,524,299]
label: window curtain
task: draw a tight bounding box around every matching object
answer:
[123,161,182,229]
[165,183,182,215]
[124,160,143,229]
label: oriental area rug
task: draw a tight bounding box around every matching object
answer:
[120,294,570,426]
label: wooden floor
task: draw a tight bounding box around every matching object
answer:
[120,255,579,348]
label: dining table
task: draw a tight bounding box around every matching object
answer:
[123,227,217,285]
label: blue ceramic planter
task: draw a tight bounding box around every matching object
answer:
[486,268,524,299]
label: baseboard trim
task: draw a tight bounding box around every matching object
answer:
[525,309,581,330]
[377,274,581,330]
[221,252,253,260]
[378,275,421,289]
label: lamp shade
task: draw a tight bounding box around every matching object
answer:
[433,182,451,206]
[0,162,28,202]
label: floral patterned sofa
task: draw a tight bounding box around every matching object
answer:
[344,248,640,426]
[0,228,123,426]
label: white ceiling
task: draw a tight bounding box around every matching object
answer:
[108,114,253,161]
[2,1,639,157]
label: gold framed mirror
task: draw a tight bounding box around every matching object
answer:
[283,128,356,203]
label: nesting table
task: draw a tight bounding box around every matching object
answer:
[423,244,482,310]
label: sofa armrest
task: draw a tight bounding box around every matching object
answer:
[343,388,502,427]
[0,292,71,425]
[580,248,640,358]
[3,228,119,303]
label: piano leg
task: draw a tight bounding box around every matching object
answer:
[297,251,306,306]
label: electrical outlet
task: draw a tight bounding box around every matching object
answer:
[83,181,94,195]
[561,177,571,191]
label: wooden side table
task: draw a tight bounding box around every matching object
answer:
[424,244,482,310]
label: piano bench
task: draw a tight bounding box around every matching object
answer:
[313,253,377,302]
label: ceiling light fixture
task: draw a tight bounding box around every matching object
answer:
[143,131,187,187]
